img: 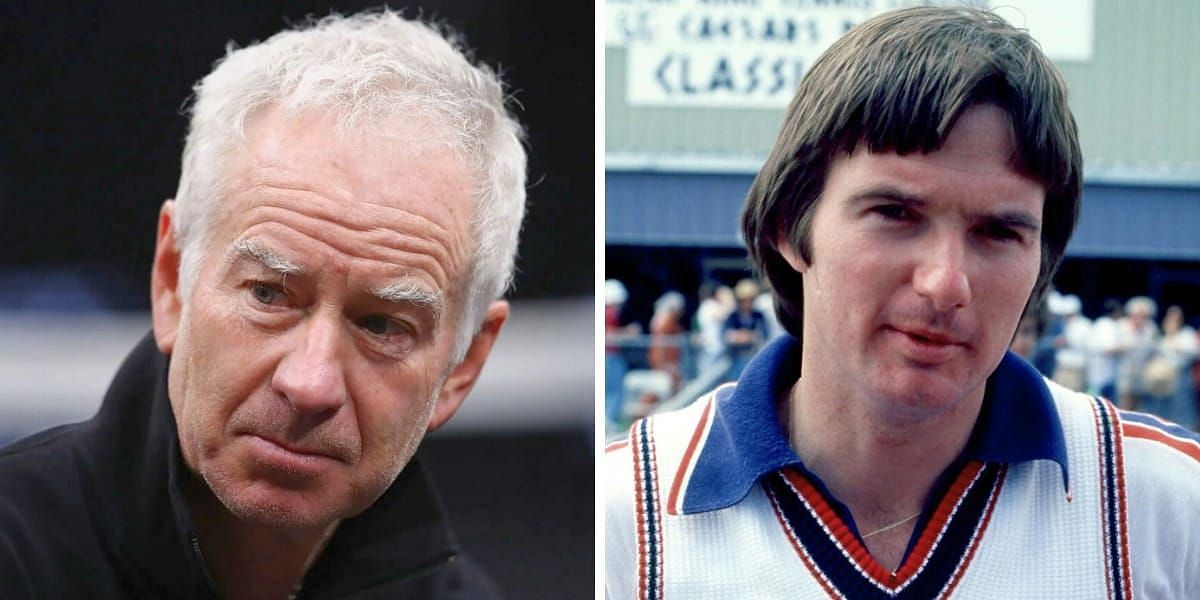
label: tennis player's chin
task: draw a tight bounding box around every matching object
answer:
[867,352,982,417]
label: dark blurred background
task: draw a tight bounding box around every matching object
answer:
[0,2,594,598]
[0,0,591,304]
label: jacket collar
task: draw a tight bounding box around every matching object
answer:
[92,333,461,596]
[681,335,1069,514]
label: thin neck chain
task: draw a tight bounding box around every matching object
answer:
[861,512,921,539]
[787,382,923,542]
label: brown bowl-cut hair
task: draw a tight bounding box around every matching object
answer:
[741,6,1082,340]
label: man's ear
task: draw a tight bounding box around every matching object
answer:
[150,200,184,354]
[426,300,509,433]
[775,232,809,274]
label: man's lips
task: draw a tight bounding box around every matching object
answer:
[886,325,967,363]
[892,326,964,346]
[259,436,338,459]
[248,434,345,467]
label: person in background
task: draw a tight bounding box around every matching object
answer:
[1031,290,1065,377]
[1116,296,1160,410]
[695,282,733,374]
[605,279,639,429]
[648,291,687,394]
[1052,294,1091,392]
[721,278,768,381]
[1087,298,1124,399]
[1149,305,1198,427]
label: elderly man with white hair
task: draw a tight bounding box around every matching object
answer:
[0,10,525,598]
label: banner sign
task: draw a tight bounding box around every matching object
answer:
[608,0,1094,108]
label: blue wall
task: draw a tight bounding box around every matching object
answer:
[607,170,1200,260]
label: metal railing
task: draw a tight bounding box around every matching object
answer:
[605,334,737,433]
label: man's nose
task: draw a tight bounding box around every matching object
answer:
[912,234,972,312]
[271,314,349,417]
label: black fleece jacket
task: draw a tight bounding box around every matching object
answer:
[0,334,500,599]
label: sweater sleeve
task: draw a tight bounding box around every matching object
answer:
[1120,411,1200,598]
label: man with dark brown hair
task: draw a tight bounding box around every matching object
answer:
[607,7,1200,598]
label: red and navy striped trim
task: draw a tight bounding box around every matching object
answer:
[1089,396,1132,600]
[667,397,715,516]
[632,418,664,600]
[1120,409,1200,463]
[764,461,1005,599]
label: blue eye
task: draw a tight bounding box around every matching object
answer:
[250,282,285,305]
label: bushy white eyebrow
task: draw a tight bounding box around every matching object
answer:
[232,239,306,276]
[231,239,443,321]
[372,279,445,322]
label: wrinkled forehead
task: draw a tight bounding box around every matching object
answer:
[216,105,477,285]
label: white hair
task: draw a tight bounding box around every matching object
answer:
[1126,296,1157,319]
[173,9,526,362]
[604,280,628,306]
[653,291,685,317]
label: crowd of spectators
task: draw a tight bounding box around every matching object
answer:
[606,278,1200,435]
[1014,291,1199,430]
[604,277,783,432]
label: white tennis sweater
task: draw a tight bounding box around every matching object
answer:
[606,342,1200,599]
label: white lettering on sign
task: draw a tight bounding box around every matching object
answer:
[608,0,1094,108]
